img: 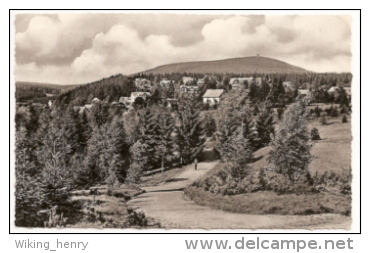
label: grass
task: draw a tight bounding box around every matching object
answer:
[185,187,351,216]
[68,184,159,228]
[184,114,352,216]
[140,167,183,187]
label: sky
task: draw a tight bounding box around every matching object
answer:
[14,13,352,85]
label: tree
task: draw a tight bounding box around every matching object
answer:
[311,127,321,140]
[176,98,205,164]
[37,109,75,209]
[83,116,127,184]
[203,113,217,137]
[126,140,149,184]
[268,99,313,181]
[138,108,160,169]
[155,110,176,168]
[224,127,254,182]
[15,126,41,227]
[255,102,275,148]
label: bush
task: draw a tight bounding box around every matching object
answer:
[311,128,321,140]
[330,107,339,117]
[342,115,348,123]
[124,207,148,227]
[320,116,327,125]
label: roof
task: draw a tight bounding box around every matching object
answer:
[202,89,224,98]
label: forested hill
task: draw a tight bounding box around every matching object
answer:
[16,82,81,103]
[144,56,307,74]
[55,74,136,105]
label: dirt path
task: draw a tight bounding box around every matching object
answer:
[128,161,351,230]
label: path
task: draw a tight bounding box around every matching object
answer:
[128,161,351,230]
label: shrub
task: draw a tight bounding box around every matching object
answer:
[342,115,348,123]
[125,162,143,184]
[330,107,339,117]
[311,128,321,140]
[124,207,148,227]
[320,115,327,125]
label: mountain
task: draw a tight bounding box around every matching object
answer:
[144,56,307,74]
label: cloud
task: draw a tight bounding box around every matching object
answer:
[15,14,352,84]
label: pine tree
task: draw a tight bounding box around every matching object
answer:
[176,98,205,165]
[138,108,160,169]
[203,113,217,137]
[268,99,313,181]
[83,116,127,184]
[15,126,41,227]
[155,110,176,168]
[224,127,254,182]
[255,102,275,148]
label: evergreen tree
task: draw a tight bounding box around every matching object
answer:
[155,110,176,168]
[225,127,254,182]
[203,113,217,137]
[176,98,205,164]
[255,102,275,148]
[15,126,41,227]
[138,108,160,169]
[268,99,313,181]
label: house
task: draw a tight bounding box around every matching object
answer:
[180,85,199,94]
[159,79,173,88]
[182,76,194,85]
[283,81,293,88]
[328,86,340,94]
[119,92,151,106]
[48,100,53,108]
[165,98,178,108]
[73,106,86,113]
[297,89,311,97]
[229,77,253,89]
[197,78,206,86]
[135,78,152,91]
[130,92,151,101]
[229,77,262,89]
[92,97,100,103]
[202,89,224,105]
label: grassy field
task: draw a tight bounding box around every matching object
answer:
[184,188,351,216]
[184,112,352,216]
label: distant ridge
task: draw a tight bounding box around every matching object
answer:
[144,56,307,74]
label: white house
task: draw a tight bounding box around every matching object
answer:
[229,77,262,89]
[229,77,253,89]
[202,89,224,105]
[119,92,151,106]
[180,85,199,94]
[298,89,311,97]
[182,76,194,85]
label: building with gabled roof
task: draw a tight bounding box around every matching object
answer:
[202,89,224,105]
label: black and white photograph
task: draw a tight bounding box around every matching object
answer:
[11,10,358,231]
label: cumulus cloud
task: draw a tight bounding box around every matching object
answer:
[15,13,352,84]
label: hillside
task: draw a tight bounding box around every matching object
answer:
[144,56,307,74]
[16,81,82,93]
